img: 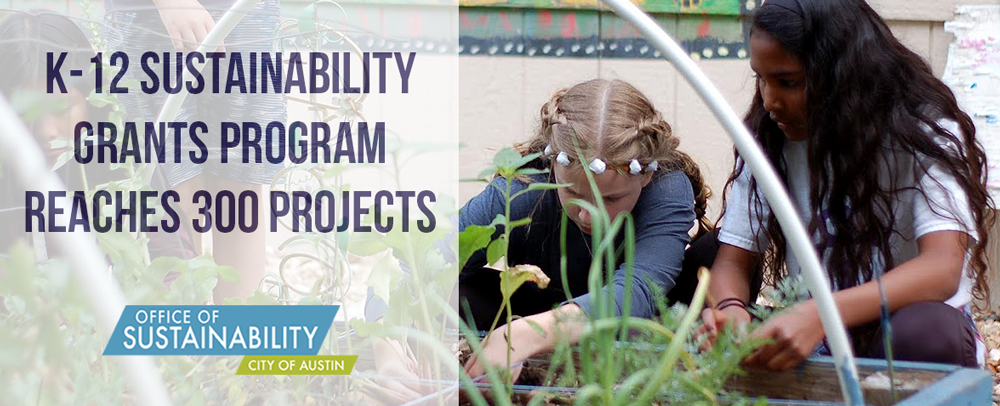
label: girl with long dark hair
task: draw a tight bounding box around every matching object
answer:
[698,0,993,370]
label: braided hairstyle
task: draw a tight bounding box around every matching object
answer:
[515,79,712,236]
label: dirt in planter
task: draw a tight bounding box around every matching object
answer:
[457,338,575,405]
[458,336,959,406]
[457,338,548,383]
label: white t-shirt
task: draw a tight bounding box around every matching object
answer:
[719,120,978,308]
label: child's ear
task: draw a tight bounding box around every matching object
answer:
[640,172,653,188]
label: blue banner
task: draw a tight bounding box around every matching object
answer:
[103,305,339,356]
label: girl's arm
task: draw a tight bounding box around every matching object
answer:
[697,243,757,346]
[699,159,770,344]
[571,170,695,319]
[461,175,564,378]
[708,243,758,309]
[827,229,966,326]
[464,303,585,379]
[746,230,968,370]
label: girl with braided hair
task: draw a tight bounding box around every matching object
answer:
[698,0,992,370]
[462,78,715,378]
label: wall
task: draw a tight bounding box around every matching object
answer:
[459,0,999,205]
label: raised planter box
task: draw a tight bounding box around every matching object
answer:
[345,330,992,405]
[459,354,993,405]
[725,356,992,406]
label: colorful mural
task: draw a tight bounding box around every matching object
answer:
[457,4,751,59]
[459,0,743,15]
[319,0,745,15]
[299,0,753,60]
[0,1,749,59]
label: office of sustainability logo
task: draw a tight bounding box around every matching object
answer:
[103,305,357,375]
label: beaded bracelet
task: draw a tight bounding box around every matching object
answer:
[715,297,747,312]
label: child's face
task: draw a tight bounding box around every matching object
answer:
[553,163,652,235]
[750,30,808,141]
[30,88,88,161]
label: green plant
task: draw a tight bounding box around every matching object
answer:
[457,145,771,405]
[461,148,569,384]
[0,2,438,404]
[749,273,808,321]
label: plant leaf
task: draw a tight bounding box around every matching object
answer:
[512,182,572,201]
[515,167,549,176]
[524,319,546,336]
[347,231,388,256]
[87,90,116,108]
[336,228,351,256]
[524,182,571,192]
[349,317,384,337]
[246,291,279,305]
[492,148,526,170]
[297,295,323,305]
[489,213,507,228]
[97,231,144,270]
[51,150,74,171]
[477,166,499,180]
[216,265,239,283]
[486,235,507,266]
[458,223,495,269]
[498,264,551,299]
[369,252,404,300]
[508,217,531,229]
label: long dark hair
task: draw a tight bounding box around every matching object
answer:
[0,11,98,252]
[0,11,93,96]
[722,0,994,305]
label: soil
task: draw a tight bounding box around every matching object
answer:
[456,338,563,405]
[455,326,1000,406]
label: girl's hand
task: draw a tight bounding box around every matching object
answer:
[696,306,751,351]
[464,318,544,382]
[370,337,427,404]
[744,301,824,371]
[153,0,225,52]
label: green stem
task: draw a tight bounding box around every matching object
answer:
[573,384,604,406]
[582,317,676,341]
[634,268,711,404]
[456,322,512,406]
[877,278,897,403]
[502,176,514,391]
[391,154,443,396]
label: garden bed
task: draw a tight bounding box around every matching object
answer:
[453,345,992,405]
[347,332,991,405]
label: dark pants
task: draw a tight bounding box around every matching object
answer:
[848,301,979,367]
[458,230,725,331]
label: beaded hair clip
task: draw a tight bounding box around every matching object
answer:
[544,144,658,175]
